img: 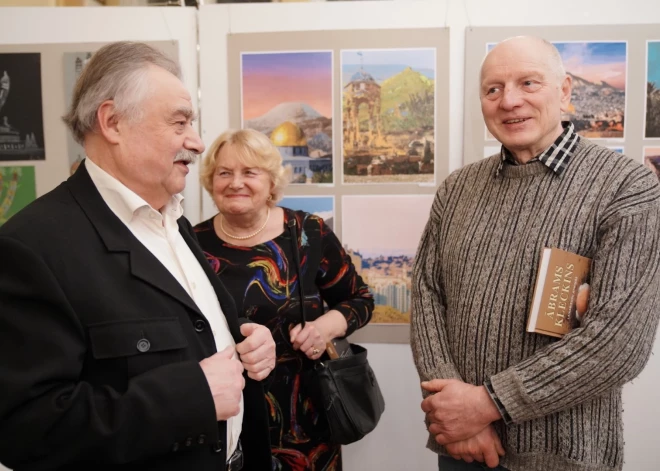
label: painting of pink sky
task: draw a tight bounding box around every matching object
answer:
[241,51,332,121]
[555,42,627,138]
[556,42,626,89]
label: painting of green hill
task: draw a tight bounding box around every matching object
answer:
[380,67,434,132]
[341,48,436,184]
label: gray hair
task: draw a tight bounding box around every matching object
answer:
[63,41,181,144]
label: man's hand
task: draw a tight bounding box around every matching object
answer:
[576,283,590,322]
[236,323,276,381]
[421,379,501,445]
[445,425,505,468]
[199,346,245,421]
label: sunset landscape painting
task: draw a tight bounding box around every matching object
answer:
[554,41,627,139]
[241,51,333,184]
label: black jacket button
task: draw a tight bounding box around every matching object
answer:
[194,319,206,333]
[171,442,179,452]
[198,434,206,445]
[185,437,192,447]
[136,339,150,352]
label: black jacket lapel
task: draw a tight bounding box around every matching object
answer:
[66,160,203,317]
[177,218,244,342]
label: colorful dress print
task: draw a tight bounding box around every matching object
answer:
[194,208,374,471]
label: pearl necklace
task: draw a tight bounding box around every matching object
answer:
[220,207,271,240]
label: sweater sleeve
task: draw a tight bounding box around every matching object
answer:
[315,217,374,337]
[411,183,464,383]
[490,174,660,423]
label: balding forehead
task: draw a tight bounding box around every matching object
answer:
[480,36,565,80]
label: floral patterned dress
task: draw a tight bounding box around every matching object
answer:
[194,208,374,471]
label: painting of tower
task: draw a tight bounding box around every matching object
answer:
[341,48,436,184]
[344,69,383,152]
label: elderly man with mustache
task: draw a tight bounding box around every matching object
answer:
[0,42,274,471]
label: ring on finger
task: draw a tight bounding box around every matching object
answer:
[312,348,320,355]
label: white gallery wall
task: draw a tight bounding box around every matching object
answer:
[2,1,660,471]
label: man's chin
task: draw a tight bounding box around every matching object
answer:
[165,177,188,198]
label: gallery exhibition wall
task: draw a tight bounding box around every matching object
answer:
[2,1,660,470]
[0,7,200,221]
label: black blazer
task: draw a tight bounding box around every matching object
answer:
[0,163,270,471]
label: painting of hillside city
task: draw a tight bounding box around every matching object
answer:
[0,53,45,161]
[241,51,333,184]
[0,166,36,226]
[646,41,660,138]
[644,147,660,181]
[341,195,434,323]
[278,195,334,231]
[555,42,627,139]
[341,48,436,184]
[64,52,93,175]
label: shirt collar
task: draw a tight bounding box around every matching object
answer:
[85,157,184,226]
[496,121,580,177]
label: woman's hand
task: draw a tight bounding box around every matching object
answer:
[290,309,348,360]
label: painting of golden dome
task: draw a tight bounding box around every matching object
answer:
[270,121,307,147]
[241,51,333,184]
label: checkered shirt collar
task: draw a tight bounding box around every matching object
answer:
[496,121,580,176]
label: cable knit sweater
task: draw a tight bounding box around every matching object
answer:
[411,138,660,471]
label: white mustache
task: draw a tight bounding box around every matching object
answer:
[174,150,198,164]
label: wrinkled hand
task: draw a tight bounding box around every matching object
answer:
[421,379,501,445]
[445,425,505,468]
[236,323,276,381]
[290,320,328,360]
[199,346,245,421]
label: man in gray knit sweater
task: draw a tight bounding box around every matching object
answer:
[411,36,660,471]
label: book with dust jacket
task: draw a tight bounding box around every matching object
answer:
[527,247,592,338]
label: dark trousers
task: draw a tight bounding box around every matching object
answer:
[438,454,509,471]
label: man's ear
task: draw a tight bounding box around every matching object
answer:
[96,100,121,145]
[559,74,573,113]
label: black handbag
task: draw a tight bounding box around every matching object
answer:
[287,217,385,445]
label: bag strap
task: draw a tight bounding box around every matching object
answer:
[287,217,306,328]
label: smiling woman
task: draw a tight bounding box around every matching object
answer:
[194,128,374,471]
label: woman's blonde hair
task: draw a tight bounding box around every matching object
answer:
[200,129,291,206]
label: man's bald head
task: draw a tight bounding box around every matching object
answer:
[478,35,573,163]
[481,36,566,84]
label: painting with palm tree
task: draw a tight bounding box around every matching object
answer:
[646,41,660,138]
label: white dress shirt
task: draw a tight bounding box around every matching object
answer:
[85,158,243,458]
